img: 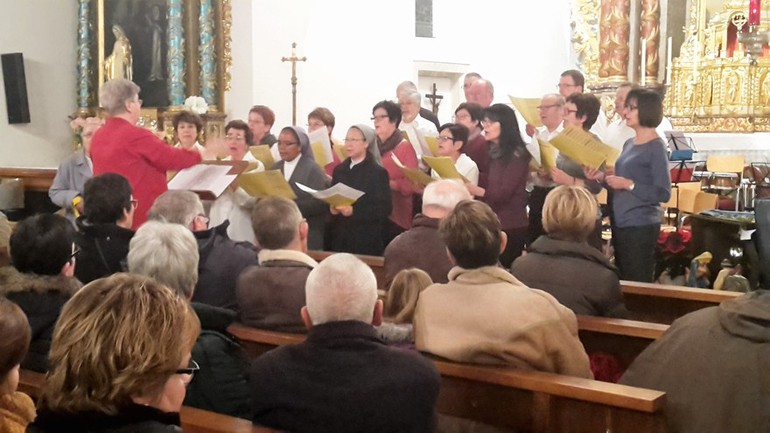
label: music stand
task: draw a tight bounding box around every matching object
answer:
[664,131,698,225]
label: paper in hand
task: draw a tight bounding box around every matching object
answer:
[296,182,365,207]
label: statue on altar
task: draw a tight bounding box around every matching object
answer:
[104,25,133,81]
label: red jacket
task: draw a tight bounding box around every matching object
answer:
[91,117,201,228]
[380,139,418,230]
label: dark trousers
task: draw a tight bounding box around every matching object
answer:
[613,223,660,282]
[500,227,528,269]
[527,186,554,247]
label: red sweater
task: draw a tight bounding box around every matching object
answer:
[91,117,201,228]
[380,139,418,230]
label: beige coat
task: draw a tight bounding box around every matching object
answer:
[0,392,35,433]
[414,266,592,378]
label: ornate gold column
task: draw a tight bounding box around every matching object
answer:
[599,0,631,82]
[640,0,661,84]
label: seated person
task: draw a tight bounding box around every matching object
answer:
[148,190,257,311]
[0,212,12,267]
[377,268,433,345]
[0,298,35,432]
[250,253,440,433]
[236,197,318,333]
[128,221,250,419]
[511,185,627,318]
[414,200,592,377]
[384,179,470,287]
[0,214,81,372]
[621,290,770,433]
[74,173,135,284]
[27,273,200,433]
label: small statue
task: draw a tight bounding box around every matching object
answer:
[104,25,133,81]
[686,251,712,289]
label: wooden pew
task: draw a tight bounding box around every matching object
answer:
[620,280,741,324]
[576,315,667,369]
[18,369,278,433]
[227,324,666,433]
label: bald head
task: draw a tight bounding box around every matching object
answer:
[468,79,494,108]
[422,179,473,218]
[539,93,565,131]
[463,73,482,100]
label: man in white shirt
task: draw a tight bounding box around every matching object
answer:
[398,89,438,168]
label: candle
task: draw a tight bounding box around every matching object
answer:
[666,37,673,84]
[750,0,761,26]
[641,38,647,86]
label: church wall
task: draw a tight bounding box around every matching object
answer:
[0,1,77,168]
[226,0,575,134]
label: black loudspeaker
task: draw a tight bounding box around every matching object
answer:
[1,53,31,124]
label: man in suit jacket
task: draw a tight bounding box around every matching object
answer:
[271,126,328,250]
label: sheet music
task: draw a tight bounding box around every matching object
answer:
[250,145,275,169]
[550,126,620,170]
[391,153,434,186]
[308,127,334,167]
[509,95,543,127]
[167,164,236,198]
[237,170,296,199]
[296,182,365,207]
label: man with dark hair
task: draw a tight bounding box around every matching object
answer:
[74,172,135,284]
[148,189,257,311]
[236,197,318,333]
[0,214,81,372]
[414,200,592,377]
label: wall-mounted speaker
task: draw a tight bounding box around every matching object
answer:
[1,53,31,124]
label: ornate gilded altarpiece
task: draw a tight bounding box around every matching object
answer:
[73,0,232,141]
[572,0,770,132]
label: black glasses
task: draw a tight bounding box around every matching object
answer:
[70,246,81,261]
[176,359,200,377]
[370,115,389,121]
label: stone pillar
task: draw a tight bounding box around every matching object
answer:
[199,0,217,108]
[640,0,661,84]
[76,0,94,113]
[167,0,185,107]
[599,0,631,82]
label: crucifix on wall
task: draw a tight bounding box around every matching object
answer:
[425,83,443,115]
[281,42,307,126]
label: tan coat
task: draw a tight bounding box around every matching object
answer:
[0,392,35,433]
[414,266,592,378]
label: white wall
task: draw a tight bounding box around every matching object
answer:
[0,1,77,168]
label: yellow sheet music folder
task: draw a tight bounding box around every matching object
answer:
[423,156,466,182]
[509,96,543,127]
[237,170,296,199]
[549,126,619,170]
[390,153,434,186]
[425,136,440,157]
[333,144,347,161]
[537,138,558,171]
[250,145,275,169]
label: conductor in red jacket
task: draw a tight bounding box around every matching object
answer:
[91,79,201,228]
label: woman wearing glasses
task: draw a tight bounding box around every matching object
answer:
[465,104,531,268]
[453,103,488,185]
[208,120,265,244]
[432,123,479,186]
[328,125,392,255]
[28,273,201,433]
[586,88,671,282]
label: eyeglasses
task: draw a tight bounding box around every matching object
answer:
[343,138,366,143]
[307,121,326,129]
[225,135,245,141]
[130,199,139,208]
[564,109,578,115]
[176,359,200,377]
[625,105,638,111]
[277,141,298,147]
[370,114,389,121]
[481,119,498,126]
[557,83,577,89]
[453,113,471,121]
[70,245,81,261]
[537,104,560,110]
[438,136,454,142]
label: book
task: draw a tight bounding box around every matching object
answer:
[308,127,334,167]
[250,145,275,169]
[237,170,296,199]
[167,162,241,200]
[549,126,619,170]
[509,95,543,127]
[295,182,365,207]
[390,153,434,186]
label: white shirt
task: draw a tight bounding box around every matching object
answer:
[282,155,300,181]
[399,117,438,169]
[430,153,480,186]
[208,152,264,244]
[528,123,563,188]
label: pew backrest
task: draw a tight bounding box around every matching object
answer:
[621,279,741,323]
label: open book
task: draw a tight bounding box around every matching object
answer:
[391,153,434,186]
[549,126,619,170]
[296,182,365,207]
[237,170,296,199]
[167,162,242,200]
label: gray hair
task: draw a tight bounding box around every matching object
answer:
[305,253,377,325]
[396,80,418,97]
[422,179,472,213]
[401,89,421,104]
[250,197,303,250]
[148,190,205,228]
[100,79,140,116]
[128,221,199,299]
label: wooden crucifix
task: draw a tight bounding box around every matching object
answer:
[281,42,307,126]
[425,83,443,115]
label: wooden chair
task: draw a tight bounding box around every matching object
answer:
[706,154,745,210]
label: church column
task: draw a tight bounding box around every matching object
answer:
[167,0,185,107]
[199,0,218,109]
[640,0,661,84]
[598,0,631,83]
[76,0,94,114]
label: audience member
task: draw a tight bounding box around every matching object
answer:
[0,298,35,433]
[148,190,257,311]
[384,179,470,287]
[28,274,200,433]
[377,268,432,345]
[454,102,488,186]
[397,88,439,163]
[512,186,627,317]
[0,212,12,267]
[74,173,135,284]
[250,253,440,433]
[0,214,81,372]
[128,221,251,418]
[91,79,201,228]
[527,93,564,246]
[328,125,391,255]
[271,126,327,250]
[209,120,265,244]
[432,123,479,185]
[621,290,770,433]
[49,116,103,224]
[237,197,318,333]
[467,79,494,108]
[396,81,440,130]
[307,107,342,176]
[466,104,531,267]
[462,72,482,101]
[586,88,671,282]
[373,100,418,243]
[414,200,592,377]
